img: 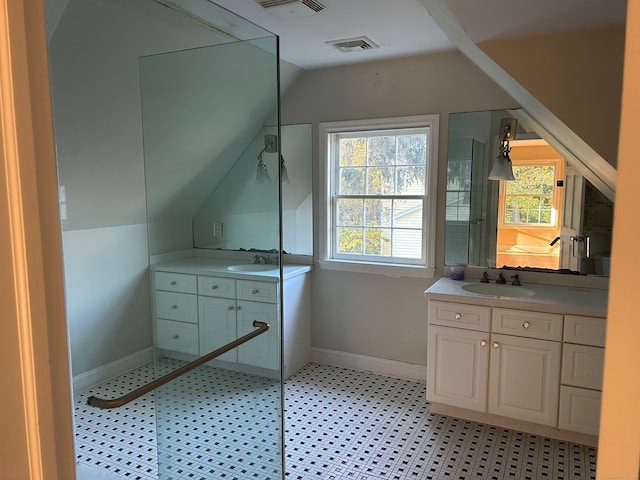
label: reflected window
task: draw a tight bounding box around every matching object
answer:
[496,141,565,270]
[502,164,556,225]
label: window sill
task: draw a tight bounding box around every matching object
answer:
[318,259,436,279]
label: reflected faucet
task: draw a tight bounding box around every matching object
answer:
[253,254,279,265]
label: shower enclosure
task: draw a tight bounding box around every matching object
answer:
[138,6,284,479]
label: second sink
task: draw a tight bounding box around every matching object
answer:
[462,283,535,298]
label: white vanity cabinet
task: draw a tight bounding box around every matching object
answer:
[153,270,280,372]
[425,278,608,445]
[558,315,606,435]
[427,301,561,427]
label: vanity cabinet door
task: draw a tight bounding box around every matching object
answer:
[427,325,489,411]
[198,296,238,363]
[237,300,280,370]
[488,334,561,426]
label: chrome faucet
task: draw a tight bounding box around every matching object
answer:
[511,274,521,286]
[496,273,506,284]
[480,272,490,283]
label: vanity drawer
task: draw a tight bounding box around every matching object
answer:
[561,343,604,390]
[237,280,278,303]
[156,319,199,355]
[428,300,491,331]
[198,275,236,299]
[563,315,606,347]
[155,291,198,323]
[492,308,563,341]
[558,386,601,436]
[154,271,197,294]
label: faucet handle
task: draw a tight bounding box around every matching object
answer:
[480,272,490,283]
[511,274,521,286]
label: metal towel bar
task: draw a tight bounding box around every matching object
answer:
[87,320,270,409]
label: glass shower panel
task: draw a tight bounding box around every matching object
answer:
[139,30,283,480]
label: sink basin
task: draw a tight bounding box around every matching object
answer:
[462,283,535,298]
[226,264,278,272]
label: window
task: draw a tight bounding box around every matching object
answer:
[319,115,439,277]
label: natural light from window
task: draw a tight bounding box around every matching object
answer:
[319,115,439,277]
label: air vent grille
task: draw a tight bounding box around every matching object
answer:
[256,0,325,13]
[326,36,380,53]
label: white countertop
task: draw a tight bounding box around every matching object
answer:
[425,277,608,317]
[150,256,312,282]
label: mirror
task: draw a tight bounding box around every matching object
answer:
[139,35,312,257]
[193,123,312,254]
[445,109,614,276]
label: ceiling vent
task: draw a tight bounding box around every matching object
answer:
[326,36,380,53]
[256,0,325,19]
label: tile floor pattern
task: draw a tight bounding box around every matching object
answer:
[74,362,597,480]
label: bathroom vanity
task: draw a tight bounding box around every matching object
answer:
[424,277,607,446]
[150,255,311,379]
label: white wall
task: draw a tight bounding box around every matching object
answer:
[281,51,517,365]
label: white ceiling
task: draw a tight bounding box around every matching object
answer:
[210,0,627,70]
[212,0,454,69]
[45,0,627,69]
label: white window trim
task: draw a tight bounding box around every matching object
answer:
[318,115,439,278]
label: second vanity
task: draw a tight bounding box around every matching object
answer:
[424,277,607,446]
[150,255,311,379]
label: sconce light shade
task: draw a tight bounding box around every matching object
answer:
[488,117,517,181]
[488,153,515,181]
[256,156,272,183]
[280,155,290,184]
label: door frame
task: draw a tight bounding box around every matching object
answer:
[0,1,75,478]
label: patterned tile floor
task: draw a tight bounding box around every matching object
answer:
[74,362,597,479]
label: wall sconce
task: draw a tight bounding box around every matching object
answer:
[488,118,517,181]
[256,134,276,183]
[255,134,291,184]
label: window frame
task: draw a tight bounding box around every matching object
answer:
[319,115,439,278]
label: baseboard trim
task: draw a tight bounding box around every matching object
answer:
[310,347,426,383]
[73,347,153,392]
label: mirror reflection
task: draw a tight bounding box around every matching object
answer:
[445,109,614,276]
[193,124,312,254]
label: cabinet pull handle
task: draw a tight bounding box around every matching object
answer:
[480,340,487,347]
[492,342,499,349]
[172,334,179,340]
[522,322,530,329]
[252,289,259,294]
[455,313,462,320]
[171,305,178,309]
[227,305,235,311]
[170,281,177,285]
[211,285,218,290]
